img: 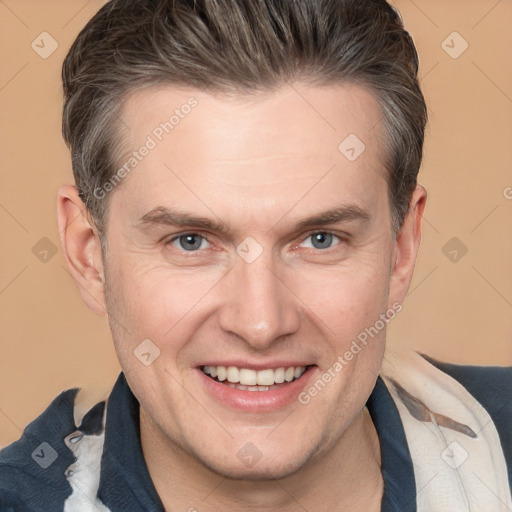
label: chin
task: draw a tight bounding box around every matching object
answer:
[191,443,317,482]
[203,459,304,482]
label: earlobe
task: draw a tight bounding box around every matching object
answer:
[57,185,107,315]
[388,185,427,307]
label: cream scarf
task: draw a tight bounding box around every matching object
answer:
[381,349,512,512]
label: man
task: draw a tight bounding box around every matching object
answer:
[0,0,510,510]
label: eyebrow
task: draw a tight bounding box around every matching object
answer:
[136,204,371,236]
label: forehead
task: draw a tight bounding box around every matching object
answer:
[112,83,388,228]
[120,82,383,158]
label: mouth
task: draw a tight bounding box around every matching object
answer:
[200,364,313,391]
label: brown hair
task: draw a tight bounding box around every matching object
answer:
[62,0,427,237]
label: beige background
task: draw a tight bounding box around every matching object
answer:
[1,0,511,447]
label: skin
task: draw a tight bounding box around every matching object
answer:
[57,82,426,511]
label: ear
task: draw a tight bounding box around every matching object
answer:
[388,184,427,308]
[57,185,106,315]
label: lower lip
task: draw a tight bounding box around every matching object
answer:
[196,366,317,412]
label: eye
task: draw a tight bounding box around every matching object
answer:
[168,233,211,252]
[300,232,341,250]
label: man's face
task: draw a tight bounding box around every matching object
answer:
[102,83,402,478]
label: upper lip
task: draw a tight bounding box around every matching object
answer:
[197,361,314,371]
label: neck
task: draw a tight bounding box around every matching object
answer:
[140,407,383,512]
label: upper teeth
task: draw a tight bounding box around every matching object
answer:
[202,366,306,386]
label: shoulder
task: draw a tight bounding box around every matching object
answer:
[421,353,512,484]
[0,388,79,510]
[421,353,512,423]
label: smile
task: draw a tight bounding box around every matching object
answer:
[201,365,308,391]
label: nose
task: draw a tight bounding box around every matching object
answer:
[217,251,300,350]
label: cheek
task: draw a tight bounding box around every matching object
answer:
[293,257,391,339]
[105,256,226,343]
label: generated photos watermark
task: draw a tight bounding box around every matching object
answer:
[298,302,402,405]
[94,97,198,200]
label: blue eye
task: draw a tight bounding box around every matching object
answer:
[301,232,340,250]
[169,233,210,252]
[167,231,341,254]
